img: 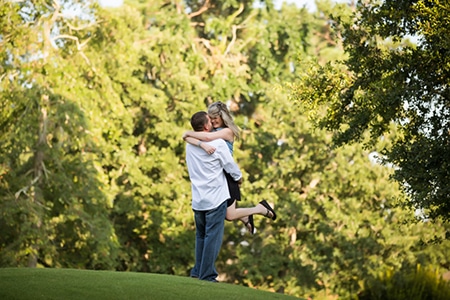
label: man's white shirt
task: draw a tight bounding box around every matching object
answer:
[186,139,242,211]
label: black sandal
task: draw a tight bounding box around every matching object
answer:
[260,200,277,221]
[244,215,255,234]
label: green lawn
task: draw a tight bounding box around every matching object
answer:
[0,268,302,300]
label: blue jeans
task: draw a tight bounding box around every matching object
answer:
[190,201,227,281]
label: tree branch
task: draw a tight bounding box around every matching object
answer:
[188,0,210,19]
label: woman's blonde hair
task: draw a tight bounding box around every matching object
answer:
[208,101,240,140]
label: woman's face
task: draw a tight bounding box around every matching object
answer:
[210,115,224,129]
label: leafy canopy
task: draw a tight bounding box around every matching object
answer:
[291,0,450,222]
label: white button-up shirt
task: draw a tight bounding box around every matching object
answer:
[186,139,242,211]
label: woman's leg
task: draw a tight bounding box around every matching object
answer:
[225,201,275,221]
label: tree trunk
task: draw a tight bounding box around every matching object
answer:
[28,95,48,268]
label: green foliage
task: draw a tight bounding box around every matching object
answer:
[0,0,119,269]
[290,0,450,222]
[358,264,450,300]
[222,88,450,298]
[1,0,449,299]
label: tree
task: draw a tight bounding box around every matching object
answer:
[0,0,119,268]
[291,0,450,222]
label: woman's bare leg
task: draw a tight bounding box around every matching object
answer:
[225,201,274,221]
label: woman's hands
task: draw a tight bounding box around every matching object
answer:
[183,131,216,154]
[200,142,216,155]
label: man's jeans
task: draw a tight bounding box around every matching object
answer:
[190,201,227,281]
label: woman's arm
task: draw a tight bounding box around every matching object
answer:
[183,136,216,154]
[183,128,234,142]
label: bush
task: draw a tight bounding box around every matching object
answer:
[358,264,450,300]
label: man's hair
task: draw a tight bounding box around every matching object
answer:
[190,111,208,131]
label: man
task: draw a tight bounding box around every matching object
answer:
[185,111,242,282]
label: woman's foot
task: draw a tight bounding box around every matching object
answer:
[259,200,276,220]
[242,215,255,234]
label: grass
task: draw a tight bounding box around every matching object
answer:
[0,268,302,300]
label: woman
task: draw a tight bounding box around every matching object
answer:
[183,101,276,234]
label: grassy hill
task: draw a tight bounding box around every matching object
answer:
[0,268,302,300]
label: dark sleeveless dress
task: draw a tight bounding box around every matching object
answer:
[215,128,241,207]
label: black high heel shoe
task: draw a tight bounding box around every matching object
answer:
[260,200,277,221]
[244,215,255,234]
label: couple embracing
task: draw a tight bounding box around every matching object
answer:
[184,102,276,282]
